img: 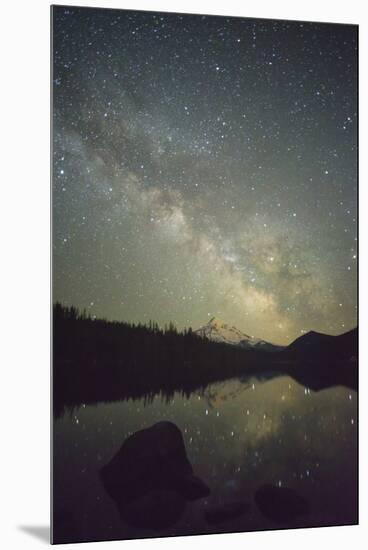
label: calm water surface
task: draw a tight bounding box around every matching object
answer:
[53,375,357,543]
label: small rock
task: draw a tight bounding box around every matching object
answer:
[205,500,250,525]
[255,484,309,523]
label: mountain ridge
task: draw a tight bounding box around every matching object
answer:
[195,317,284,352]
[285,326,357,361]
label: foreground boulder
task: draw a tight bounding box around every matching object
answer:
[255,484,309,523]
[100,421,210,530]
[204,500,250,525]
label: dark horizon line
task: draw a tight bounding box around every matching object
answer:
[52,302,358,347]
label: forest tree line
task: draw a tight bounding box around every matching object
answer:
[53,303,271,416]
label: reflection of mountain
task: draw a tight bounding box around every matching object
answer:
[195,317,283,352]
[280,327,358,391]
[53,304,357,416]
[53,304,270,416]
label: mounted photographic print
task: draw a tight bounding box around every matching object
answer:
[52,5,358,544]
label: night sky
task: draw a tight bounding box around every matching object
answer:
[52,6,357,345]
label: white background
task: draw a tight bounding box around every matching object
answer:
[1,0,366,548]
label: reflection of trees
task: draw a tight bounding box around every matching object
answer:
[53,304,357,417]
[53,304,281,417]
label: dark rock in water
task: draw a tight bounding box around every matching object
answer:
[100,421,210,530]
[205,500,250,525]
[120,490,186,530]
[176,473,211,501]
[255,484,309,523]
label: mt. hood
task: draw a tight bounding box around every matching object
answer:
[195,317,283,352]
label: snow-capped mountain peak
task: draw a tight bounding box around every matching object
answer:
[195,317,283,352]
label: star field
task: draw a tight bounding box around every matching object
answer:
[54,377,357,537]
[52,7,357,345]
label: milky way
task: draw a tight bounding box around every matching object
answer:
[52,6,357,345]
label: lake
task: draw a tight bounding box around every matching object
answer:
[53,375,357,543]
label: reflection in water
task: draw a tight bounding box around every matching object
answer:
[53,376,357,543]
